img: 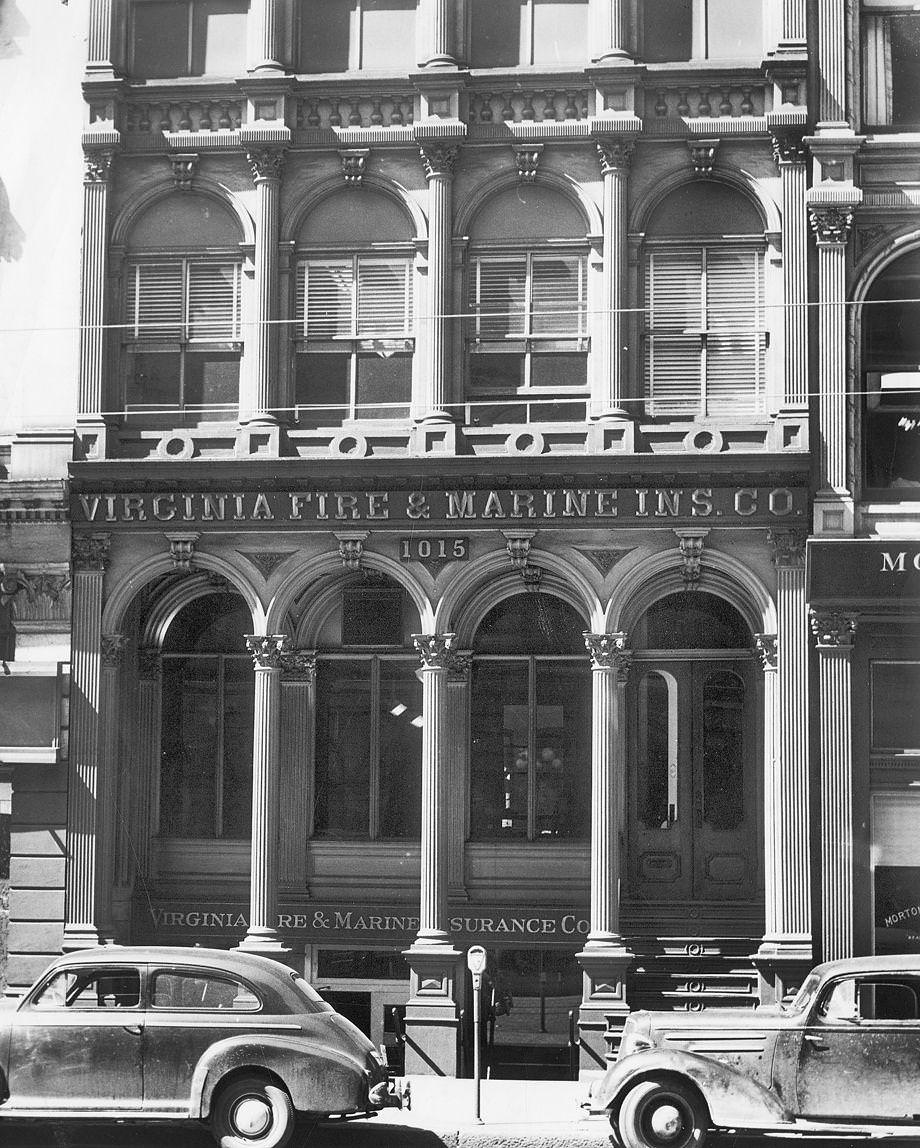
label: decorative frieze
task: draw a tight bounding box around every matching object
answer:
[754,633,778,672]
[584,632,631,677]
[246,147,287,183]
[245,634,290,670]
[413,633,456,670]
[769,527,807,567]
[340,148,369,185]
[419,143,458,181]
[808,205,854,246]
[513,144,543,183]
[810,610,858,649]
[72,533,110,572]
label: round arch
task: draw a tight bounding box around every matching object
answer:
[606,547,776,639]
[851,225,920,305]
[628,168,779,238]
[281,174,427,245]
[138,574,255,650]
[109,179,255,249]
[454,169,602,240]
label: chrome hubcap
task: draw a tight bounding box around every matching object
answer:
[649,1103,684,1141]
[232,1096,272,1137]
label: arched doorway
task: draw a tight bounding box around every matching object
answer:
[628,591,759,904]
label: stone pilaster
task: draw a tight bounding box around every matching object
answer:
[418,0,457,67]
[98,633,127,938]
[132,648,162,883]
[279,650,316,890]
[771,132,809,410]
[447,652,471,900]
[590,0,631,61]
[815,0,847,125]
[78,148,116,455]
[757,529,812,1001]
[63,533,110,950]
[577,633,633,1074]
[404,634,464,1076]
[249,0,284,72]
[418,145,458,424]
[594,139,635,421]
[243,148,286,427]
[810,609,858,963]
[87,0,118,71]
[238,634,290,957]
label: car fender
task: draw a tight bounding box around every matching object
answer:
[597,1049,793,1130]
[190,1034,372,1118]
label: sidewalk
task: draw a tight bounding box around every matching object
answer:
[313,1077,613,1148]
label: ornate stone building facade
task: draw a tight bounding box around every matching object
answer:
[5,0,879,1082]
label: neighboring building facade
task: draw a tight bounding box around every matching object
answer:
[2,0,835,1080]
[805,0,920,970]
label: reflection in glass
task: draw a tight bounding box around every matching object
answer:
[378,661,422,838]
[314,660,372,837]
[702,671,745,830]
[638,672,670,830]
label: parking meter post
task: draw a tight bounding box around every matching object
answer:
[466,946,487,1124]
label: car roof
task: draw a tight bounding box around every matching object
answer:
[811,954,920,979]
[41,946,293,983]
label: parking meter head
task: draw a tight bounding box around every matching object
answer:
[467,945,487,976]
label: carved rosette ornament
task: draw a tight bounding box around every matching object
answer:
[419,143,458,181]
[412,633,456,670]
[513,144,543,183]
[770,131,807,167]
[83,149,115,184]
[101,633,127,669]
[809,610,858,650]
[246,147,287,183]
[769,527,807,567]
[595,138,635,176]
[340,149,369,186]
[72,533,111,573]
[754,633,778,672]
[280,649,317,681]
[245,634,290,670]
[808,205,854,246]
[584,632,632,677]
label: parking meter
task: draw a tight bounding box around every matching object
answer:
[467,946,487,1122]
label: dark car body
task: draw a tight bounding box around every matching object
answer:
[0,945,404,1144]
[594,955,920,1147]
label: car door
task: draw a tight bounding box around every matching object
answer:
[142,965,267,1112]
[6,963,144,1111]
[795,974,920,1123]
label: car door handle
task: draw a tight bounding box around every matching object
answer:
[122,1024,143,1036]
[803,1034,827,1049]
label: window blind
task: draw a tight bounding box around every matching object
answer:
[298,256,413,340]
[125,260,241,342]
[469,253,586,342]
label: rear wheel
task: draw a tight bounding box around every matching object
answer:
[210,1074,296,1148]
[615,1079,708,1148]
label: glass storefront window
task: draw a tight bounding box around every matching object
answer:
[872,662,920,749]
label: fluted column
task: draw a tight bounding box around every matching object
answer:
[238,634,290,956]
[418,0,457,67]
[243,149,286,425]
[403,634,463,1077]
[590,0,631,62]
[132,648,162,883]
[756,530,812,1001]
[577,633,633,1074]
[249,0,284,72]
[816,0,847,124]
[78,150,115,423]
[418,145,457,424]
[63,534,110,951]
[809,205,854,496]
[98,633,126,938]
[772,134,808,410]
[594,139,634,421]
[87,0,117,70]
[782,0,806,43]
[447,652,471,900]
[811,610,858,962]
[279,650,316,890]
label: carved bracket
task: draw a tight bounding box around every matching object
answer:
[245,634,290,670]
[340,148,370,186]
[335,531,369,571]
[688,139,719,178]
[513,144,543,183]
[675,528,710,588]
[502,530,536,572]
[754,633,778,672]
[169,152,199,191]
[810,609,858,650]
[165,532,200,573]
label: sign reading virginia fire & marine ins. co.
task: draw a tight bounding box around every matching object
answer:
[73,484,806,529]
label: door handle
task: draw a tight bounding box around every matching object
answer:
[122,1024,143,1036]
[803,1033,827,1050]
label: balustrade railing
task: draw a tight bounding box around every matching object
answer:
[124,98,244,134]
[642,80,767,121]
[294,91,416,131]
[466,87,593,125]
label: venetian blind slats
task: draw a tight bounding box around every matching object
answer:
[470,257,527,341]
[705,249,764,416]
[531,254,586,338]
[644,250,703,414]
[125,261,240,342]
[470,253,586,341]
[298,256,413,340]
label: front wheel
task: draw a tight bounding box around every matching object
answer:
[615,1079,708,1148]
[210,1074,296,1148]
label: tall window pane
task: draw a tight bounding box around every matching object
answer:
[378,661,423,837]
[361,0,416,68]
[534,663,590,838]
[314,660,372,837]
[470,661,529,838]
[160,656,220,836]
[532,0,588,63]
[221,657,255,837]
[639,672,670,829]
[470,0,525,66]
[701,671,745,830]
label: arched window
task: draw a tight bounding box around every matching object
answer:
[159,592,253,839]
[123,194,244,419]
[296,0,417,72]
[294,190,416,425]
[466,186,589,425]
[863,248,920,491]
[629,591,757,901]
[640,0,762,61]
[130,0,248,79]
[470,593,590,840]
[642,182,766,419]
[314,575,422,839]
[469,0,588,66]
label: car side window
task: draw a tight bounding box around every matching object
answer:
[815,976,920,1023]
[150,969,261,1011]
[816,978,858,1022]
[31,967,141,1010]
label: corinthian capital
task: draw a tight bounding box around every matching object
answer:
[419,143,458,181]
[809,610,858,650]
[280,649,317,681]
[84,149,115,183]
[101,633,127,668]
[770,131,807,166]
[72,533,110,572]
[245,634,290,669]
[595,138,634,176]
[769,527,807,568]
[412,633,456,669]
[808,205,854,246]
[754,633,778,672]
[247,147,287,183]
[584,632,631,676]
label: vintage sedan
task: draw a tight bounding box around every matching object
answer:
[594,955,920,1148]
[0,945,405,1147]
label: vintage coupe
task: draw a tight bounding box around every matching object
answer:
[594,955,920,1148]
[0,945,405,1147]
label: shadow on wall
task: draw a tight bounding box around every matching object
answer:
[0,180,24,263]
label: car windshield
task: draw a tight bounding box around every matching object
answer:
[291,974,333,1012]
[782,971,822,1015]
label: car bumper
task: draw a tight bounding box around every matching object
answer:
[368,1075,410,1111]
